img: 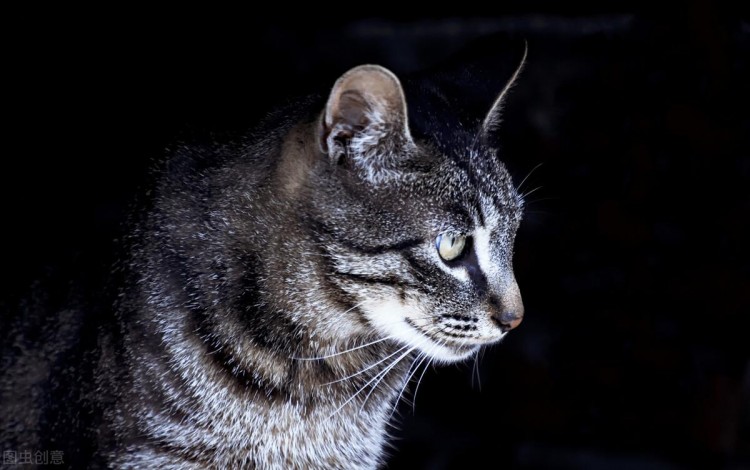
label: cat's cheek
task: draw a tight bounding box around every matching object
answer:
[361,297,478,364]
[360,297,420,345]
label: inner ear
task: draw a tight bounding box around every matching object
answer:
[336,90,371,131]
[319,64,412,164]
[323,90,372,164]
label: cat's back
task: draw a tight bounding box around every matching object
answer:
[0,93,321,467]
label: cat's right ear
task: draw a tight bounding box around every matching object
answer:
[319,65,413,165]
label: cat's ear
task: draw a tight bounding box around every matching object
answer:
[479,42,528,141]
[319,64,413,165]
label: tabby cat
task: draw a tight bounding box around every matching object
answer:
[1,55,526,468]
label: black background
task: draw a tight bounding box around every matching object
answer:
[3,3,749,469]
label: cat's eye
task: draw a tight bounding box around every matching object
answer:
[436,233,467,261]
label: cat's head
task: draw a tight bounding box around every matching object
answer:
[309,57,526,363]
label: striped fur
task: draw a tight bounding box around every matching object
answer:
[1,62,525,468]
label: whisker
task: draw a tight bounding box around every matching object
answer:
[328,346,415,420]
[292,334,393,361]
[341,300,373,314]
[516,162,543,193]
[411,347,437,414]
[300,311,435,361]
[390,351,430,420]
[322,344,409,386]
[389,352,424,415]
[472,349,482,392]
[521,185,543,200]
[359,345,418,413]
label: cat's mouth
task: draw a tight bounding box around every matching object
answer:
[360,299,488,363]
[403,318,483,363]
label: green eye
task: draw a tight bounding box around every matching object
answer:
[436,233,467,261]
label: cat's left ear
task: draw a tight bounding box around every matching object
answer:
[479,42,528,142]
[319,64,414,165]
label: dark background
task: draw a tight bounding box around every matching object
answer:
[3,3,749,469]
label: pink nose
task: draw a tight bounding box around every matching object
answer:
[493,310,523,332]
[488,285,524,332]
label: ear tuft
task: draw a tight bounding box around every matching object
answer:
[320,65,412,164]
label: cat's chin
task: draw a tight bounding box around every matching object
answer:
[423,341,481,364]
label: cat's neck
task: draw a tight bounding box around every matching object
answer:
[293,333,414,405]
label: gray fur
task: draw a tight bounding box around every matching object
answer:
[1,63,525,468]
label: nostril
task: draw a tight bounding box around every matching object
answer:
[492,311,523,332]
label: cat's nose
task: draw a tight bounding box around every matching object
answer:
[488,282,524,332]
[492,310,523,332]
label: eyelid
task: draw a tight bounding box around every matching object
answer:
[436,225,472,235]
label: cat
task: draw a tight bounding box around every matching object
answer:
[1,52,526,469]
